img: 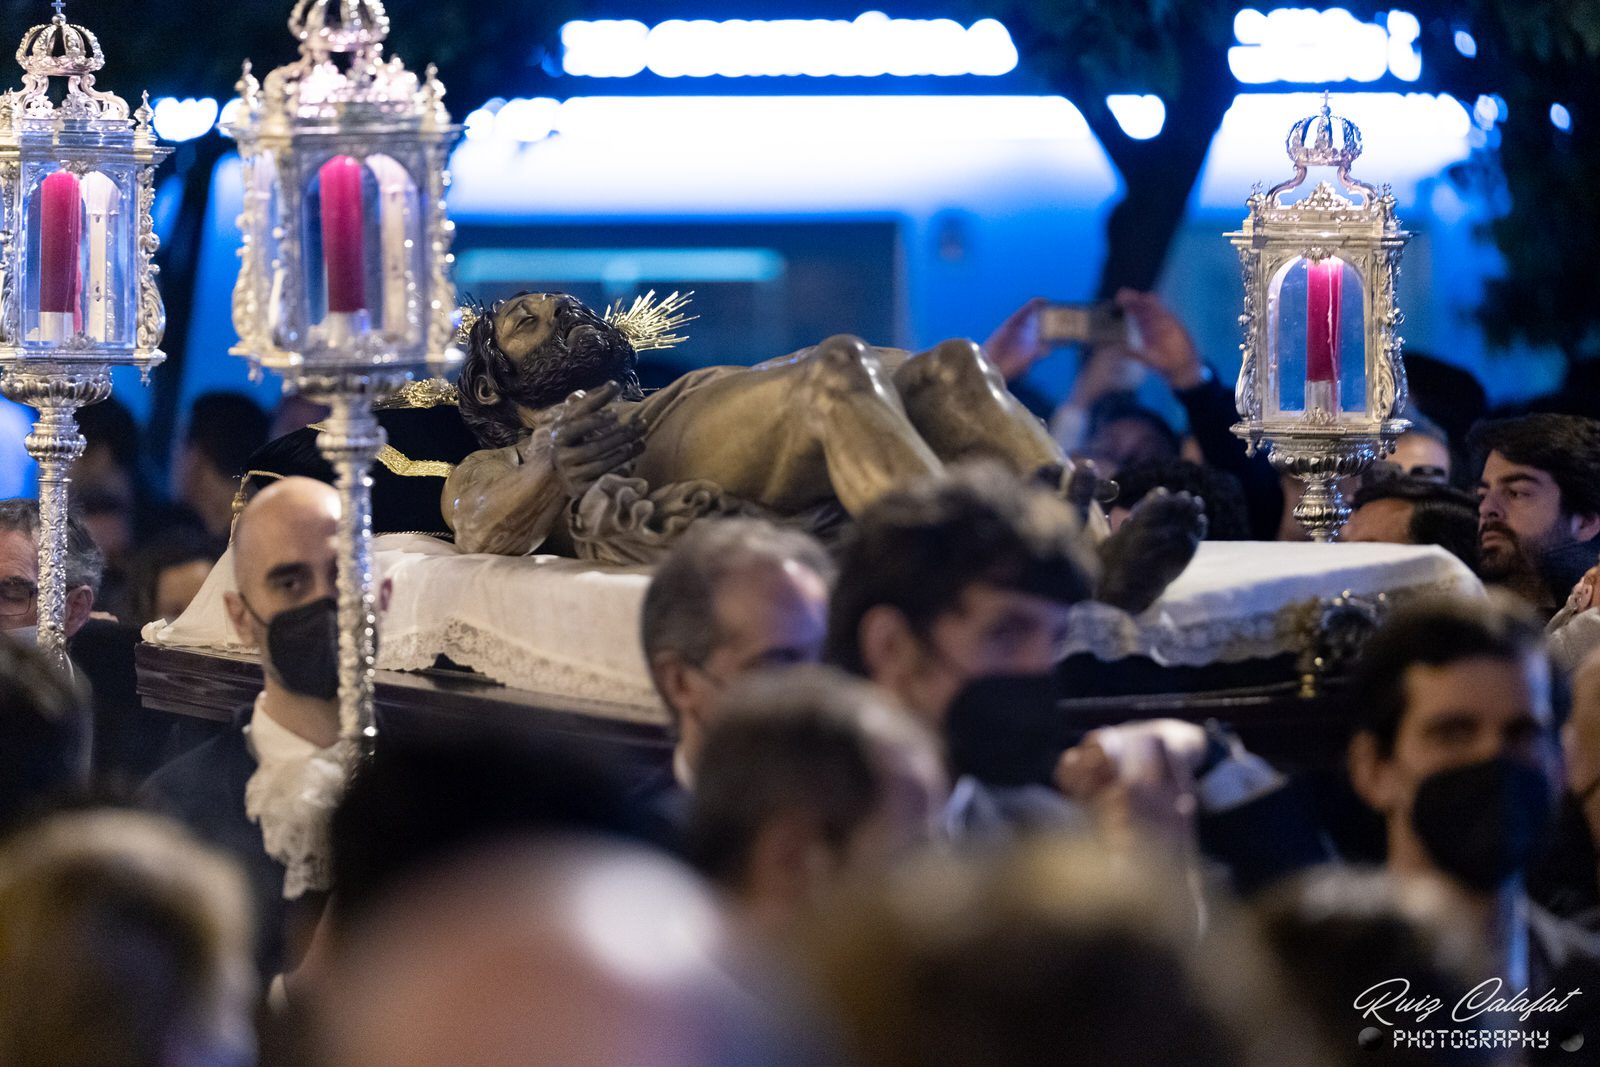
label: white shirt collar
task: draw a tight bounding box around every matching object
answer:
[247,691,333,764]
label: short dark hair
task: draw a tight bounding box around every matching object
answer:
[1351,476,1480,569]
[1253,869,1489,1067]
[1086,392,1181,458]
[75,398,141,472]
[330,725,647,937]
[1468,413,1600,518]
[1347,595,1545,757]
[0,634,89,834]
[1110,459,1250,541]
[184,392,270,480]
[685,664,931,889]
[0,498,105,596]
[1402,407,1449,447]
[826,466,1097,675]
[127,528,225,630]
[640,517,835,671]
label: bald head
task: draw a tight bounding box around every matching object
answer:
[321,838,807,1067]
[225,476,339,646]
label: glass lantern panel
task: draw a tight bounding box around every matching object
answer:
[248,153,288,349]
[301,152,425,351]
[20,164,139,351]
[1267,255,1367,420]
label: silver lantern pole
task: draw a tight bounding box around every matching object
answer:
[0,5,169,669]
[223,0,460,742]
[1230,96,1411,542]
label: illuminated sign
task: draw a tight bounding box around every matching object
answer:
[1105,95,1166,140]
[1230,8,1420,84]
[151,96,220,142]
[560,12,1019,78]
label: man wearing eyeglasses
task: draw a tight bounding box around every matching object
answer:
[0,498,103,646]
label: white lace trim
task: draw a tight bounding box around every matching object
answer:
[379,617,667,725]
[243,695,351,900]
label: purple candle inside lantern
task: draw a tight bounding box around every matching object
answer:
[39,171,81,326]
[319,155,367,316]
[1305,257,1342,385]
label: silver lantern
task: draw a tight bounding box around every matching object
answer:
[1230,95,1410,542]
[222,0,460,741]
[0,1,170,668]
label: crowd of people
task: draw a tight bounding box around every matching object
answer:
[4,293,1600,1064]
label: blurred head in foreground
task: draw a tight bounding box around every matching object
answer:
[0,632,88,835]
[1253,868,1500,1066]
[797,836,1331,1067]
[320,837,821,1067]
[329,725,647,939]
[0,808,255,1067]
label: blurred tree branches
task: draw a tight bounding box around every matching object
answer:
[974,0,1238,295]
[1428,0,1600,358]
[983,0,1600,358]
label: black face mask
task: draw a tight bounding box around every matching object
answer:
[945,673,1073,788]
[1411,757,1554,893]
[257,597,340,701]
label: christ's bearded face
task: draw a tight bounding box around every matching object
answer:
[488,292,638,413]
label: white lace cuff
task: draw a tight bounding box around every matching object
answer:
[244,699,351,900]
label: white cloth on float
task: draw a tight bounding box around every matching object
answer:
[1058,541,1483,667]
[142,533,663,722]
[144,537,1482,711]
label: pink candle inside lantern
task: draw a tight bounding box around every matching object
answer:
[1305,257,1342,384]
[39,171,81,317]
[319,155,367,315]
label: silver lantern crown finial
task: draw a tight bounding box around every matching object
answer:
[1228,94,1411,542]
[1267,93,1376,204]
[9,1,136,122]
[290,0,391,58]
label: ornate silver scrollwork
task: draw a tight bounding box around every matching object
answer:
[223,0,460,741]
[0,3,169,665]
[1227,96,1410,541]
[1,370,111,666]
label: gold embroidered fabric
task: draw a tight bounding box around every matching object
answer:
[305,424,457,479]
[376,378,460,410]
[374,445,455,479]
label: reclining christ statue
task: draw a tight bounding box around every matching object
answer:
[441,291,1202,614]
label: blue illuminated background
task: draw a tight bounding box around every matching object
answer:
[0,7,1559,494]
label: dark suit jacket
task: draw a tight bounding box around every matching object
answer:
[141,707,288,982]
[71,618,173,785]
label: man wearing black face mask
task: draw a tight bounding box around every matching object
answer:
[143,476,343,985]
[1348,595,1600,1055]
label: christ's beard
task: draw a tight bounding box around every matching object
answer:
[518,326,635,409]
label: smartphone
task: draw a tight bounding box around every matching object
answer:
[1039,300,1137,349]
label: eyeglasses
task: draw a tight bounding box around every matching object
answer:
[0,577,36,619]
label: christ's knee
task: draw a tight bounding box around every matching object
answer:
[801,335,896,407]
[894,338,1001,399]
